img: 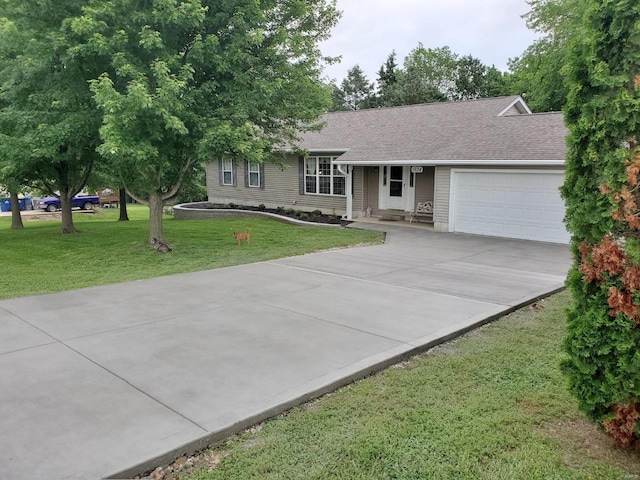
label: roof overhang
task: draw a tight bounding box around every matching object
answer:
[331,159,565,167]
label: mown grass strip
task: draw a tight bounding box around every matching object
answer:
[0,206,382,300]
[178,292,640,480]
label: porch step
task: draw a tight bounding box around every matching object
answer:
[380,210,406,221]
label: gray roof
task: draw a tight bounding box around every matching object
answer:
[298,96,568,164]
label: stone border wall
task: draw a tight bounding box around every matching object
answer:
[173,203,343,228]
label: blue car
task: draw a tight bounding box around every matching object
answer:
[38,195,100,212]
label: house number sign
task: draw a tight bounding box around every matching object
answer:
[410,166,424,173]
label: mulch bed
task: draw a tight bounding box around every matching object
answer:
[184,202,347,225]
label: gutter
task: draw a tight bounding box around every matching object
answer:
[331,159,565,167]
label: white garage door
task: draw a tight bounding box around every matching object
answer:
[451,170,569,244]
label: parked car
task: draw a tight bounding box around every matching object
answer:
[38,195,100,212]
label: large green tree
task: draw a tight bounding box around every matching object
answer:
[561,0,640,449]
[0,0,103,233]
[452,55,488,101]
[507,38,568,111]
[397,44,455,104]
[69,0,339,243]
[507,0,583,112]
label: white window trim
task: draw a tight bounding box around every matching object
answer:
[222,159,234,186]
[248,162,260,188]
[304,156,346,196]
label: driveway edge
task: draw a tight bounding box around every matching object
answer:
[107,283,566,480]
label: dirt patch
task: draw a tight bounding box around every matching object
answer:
[541,417,640,476]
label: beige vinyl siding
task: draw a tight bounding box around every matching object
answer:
[206,155,347,215]
[433,166,452,231]
[352,166,364,215]
[362,167,380,217]
[414,167,435,205]
[501,105,524,116]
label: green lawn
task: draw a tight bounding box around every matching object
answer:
[0,205,382,299]
[170,292,640,480]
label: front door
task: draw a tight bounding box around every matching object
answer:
[380,165,407,210]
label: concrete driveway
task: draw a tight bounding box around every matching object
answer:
[0,224,571,479]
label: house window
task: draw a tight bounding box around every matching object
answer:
[304,156,345,196]
[248,162,260,187]
[222,159,234,185]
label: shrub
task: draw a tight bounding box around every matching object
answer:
[258,204,266,211]
[311,210,322,216]
[298,213,308,220]
[561,0,640,449]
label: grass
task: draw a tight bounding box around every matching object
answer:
[0,205,383,300]
[169,292,640,480]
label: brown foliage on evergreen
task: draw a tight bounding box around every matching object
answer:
[579,237,640,324]
[578,237,626,283]
[601,146,640,230]
[603,402,640,449]
[607,286,639,321]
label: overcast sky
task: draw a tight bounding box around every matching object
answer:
[319,0,540,84]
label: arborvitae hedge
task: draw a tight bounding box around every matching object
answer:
[561,0,640,448]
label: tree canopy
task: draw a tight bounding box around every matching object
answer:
[83,0,338,242]
[0,0,105,233]
[506,0,584,111]
[0,0,340,240]
[329,45,513,111]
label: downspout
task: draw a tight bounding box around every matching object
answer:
[337,164,353,220]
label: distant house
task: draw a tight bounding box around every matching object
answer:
[205,96,569,244]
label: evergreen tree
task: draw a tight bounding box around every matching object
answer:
[329,83,349,111]
[377,51,400,106]
[561,0,640,449]
[340,65,375,110]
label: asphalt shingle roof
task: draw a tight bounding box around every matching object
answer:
[299,96,568,164]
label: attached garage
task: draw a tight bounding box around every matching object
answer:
[450,170,569,244]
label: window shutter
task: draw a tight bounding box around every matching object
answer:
[232,161,237,187]
[244,160,249,188]
[218,159,223,186]
[298,156,305,195]
[260,163,265,189]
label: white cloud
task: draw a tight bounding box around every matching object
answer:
[320,0,540,83]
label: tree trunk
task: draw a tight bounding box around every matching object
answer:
[118,188,129,221]
[9,192,24,230]
[148,192,164,243]
[60,193,78,234]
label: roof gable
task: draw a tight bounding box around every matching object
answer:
[497,96,532,116]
